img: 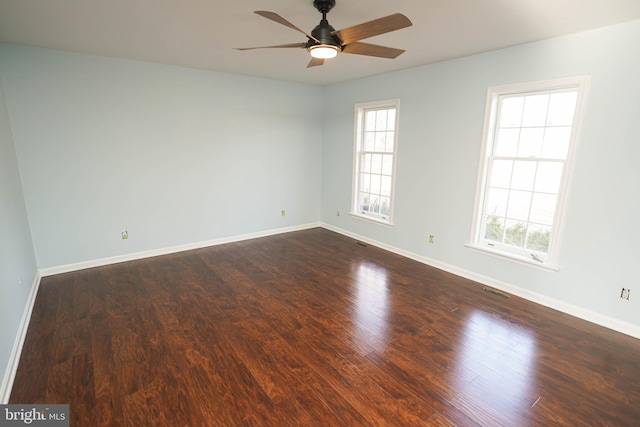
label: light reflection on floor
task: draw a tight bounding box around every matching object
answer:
[454,309,538,423]
[351,261,390,349]
[348,259,540,424]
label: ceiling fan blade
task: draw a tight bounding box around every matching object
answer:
[235,43,307,51]
[307,57,325,68]
[254,11,320,43]
[332,13,412,45]
[341,42,405,59]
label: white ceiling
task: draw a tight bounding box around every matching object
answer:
[1,0,639,86]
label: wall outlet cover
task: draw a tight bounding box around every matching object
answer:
[621,288,630,300]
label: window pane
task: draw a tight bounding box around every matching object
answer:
[362,154,372,173]
[364,133,375,151]
[518,128,544,157]
[385,132,395,152]
[522,94,549,127]
[506,190,531,221]
[484,215,505,242]
[380,196,391,215]
[370,174,381,195]
[386,109,396,129]
[370,195,380,213]
[381,155,393,175]
[381,176,392,196]
[511,161,536,191]
[542,127,571,159]
[371,154,382,174]
[499,97,524,127]
[359,193,369,211]
[375,110,388,131]
[534,162,563,194]
[490,160,513,188]
[526,224,551,253]
[547,92,577,126]
[374,132,386,151]
[365,111,376,131]
[360,173,370,193]
[495,129,519,157]
[504,220,527,248]
[529,193,557,225]
[485,187,509,217]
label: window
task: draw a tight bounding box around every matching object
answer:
[469,76,589,269]
[351,100,400,225]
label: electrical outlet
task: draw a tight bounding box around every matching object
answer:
[121,230,128,240]
[336,210,340,217]
[281,210,286,217]
[429,235,434,244]
[18,276,22,286]
[621,288,630,300]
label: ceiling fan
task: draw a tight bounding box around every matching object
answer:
[235,0,412,68]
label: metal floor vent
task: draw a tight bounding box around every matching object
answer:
[482,287,510,299]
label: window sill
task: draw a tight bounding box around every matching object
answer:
[464,243,560,272]
[349,212,394,227]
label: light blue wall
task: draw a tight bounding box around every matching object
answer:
[0,73,38,390]
[321,20,640,327]
[0,44,323,268]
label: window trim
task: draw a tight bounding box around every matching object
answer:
[350,99,400,226]
[468,76,590,270]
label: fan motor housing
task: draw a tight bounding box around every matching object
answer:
[310,20,340,47]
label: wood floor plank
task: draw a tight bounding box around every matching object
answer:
[9,228,640,426]
[281,318,439,425]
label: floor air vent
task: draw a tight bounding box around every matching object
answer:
[482,287,510,299]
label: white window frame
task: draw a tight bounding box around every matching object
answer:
[467,76,589,270]
[350,99,400,226]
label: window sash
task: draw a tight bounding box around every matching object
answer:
[352,101,399,224]
[480,157,562,257]
[469,76,589,269]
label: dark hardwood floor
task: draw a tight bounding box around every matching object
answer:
[10,228,640,426]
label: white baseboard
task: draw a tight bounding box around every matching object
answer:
[321,223,640,340]
[40,222,322,277]
[0,271,42,404]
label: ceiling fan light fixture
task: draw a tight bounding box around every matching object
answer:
[238,6,413,68]
[308,44,339,59]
